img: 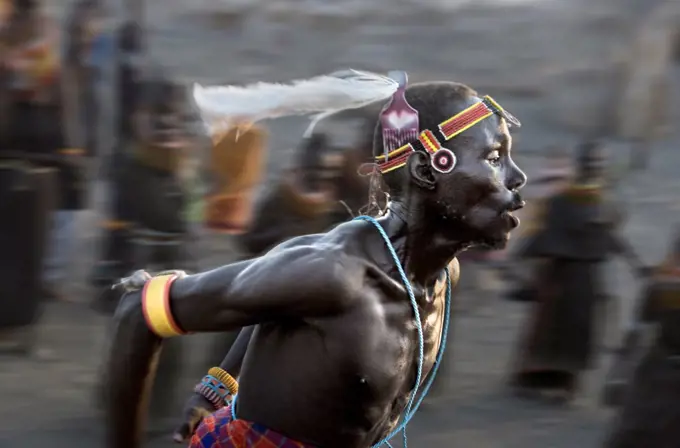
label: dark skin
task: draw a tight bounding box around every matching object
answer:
[105,84,526,448]
[171,140,358,441]
[173,325,252,441]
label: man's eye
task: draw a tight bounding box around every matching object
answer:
[487,151,501,166]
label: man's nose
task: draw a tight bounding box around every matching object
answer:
[505,161,527,191]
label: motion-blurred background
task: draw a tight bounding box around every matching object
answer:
[1,0,679,446]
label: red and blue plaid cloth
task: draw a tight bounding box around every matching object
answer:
[189,405,312,448]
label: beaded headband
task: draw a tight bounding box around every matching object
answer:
[361,72,520,176]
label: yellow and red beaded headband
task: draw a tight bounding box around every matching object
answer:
[372,129,456,174]
[360,72,520,176]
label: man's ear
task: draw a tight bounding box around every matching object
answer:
[408,151,436,191]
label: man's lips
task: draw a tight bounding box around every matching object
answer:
[503,198,524,228]
[502,210,520,228]
[509,199,526,212]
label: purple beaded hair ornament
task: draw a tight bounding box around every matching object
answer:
[379,71,419,159]
[358,71,418,216]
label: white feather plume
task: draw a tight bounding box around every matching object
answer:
[192,69,399,135]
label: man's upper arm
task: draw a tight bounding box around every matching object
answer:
[226,246,361,321]
[168,246,361,332]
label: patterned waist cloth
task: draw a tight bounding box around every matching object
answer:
[190,405,314,448]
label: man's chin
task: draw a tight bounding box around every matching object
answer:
[479,233,509,250]
[475,223,515,250]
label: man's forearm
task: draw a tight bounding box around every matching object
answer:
[218,326,255,377]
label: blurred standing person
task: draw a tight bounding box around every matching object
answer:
[0,0,9,27]
[204,124,268,234]
[90,20,144,290]
[604,228,680,448]
[0,0,86,302]
[92,73,191,313]
[0,0,54,349]
[203,92,381,236]
[507,141,643,402]
[504,146,573,301]
[237,133,358,256]
[92,73,195,422]
[517,146,573,238]
[63,0,113,159]
[116,75,194,420]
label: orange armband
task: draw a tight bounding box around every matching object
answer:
[141,274,186,338]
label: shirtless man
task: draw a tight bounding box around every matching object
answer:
[105,75,526,448]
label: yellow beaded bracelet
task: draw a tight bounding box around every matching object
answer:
[208,367,239,395]
[141,274,185,338]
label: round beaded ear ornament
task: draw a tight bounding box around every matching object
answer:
[430,148,456,174]
[418,129,455,174]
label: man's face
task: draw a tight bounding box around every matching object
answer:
[427,97,527,249]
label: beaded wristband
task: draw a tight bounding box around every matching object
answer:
[141,274,185,338]
[194,373,234,409]
[194,382,227,410]
[208,367,239,395]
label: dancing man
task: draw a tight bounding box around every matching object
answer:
[104,71,526,448]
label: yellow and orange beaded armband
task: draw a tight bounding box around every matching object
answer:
[141,274,186,338]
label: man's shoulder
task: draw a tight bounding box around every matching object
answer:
[447,258,461,286]
[257,230,366,278]
[267,225,368,292]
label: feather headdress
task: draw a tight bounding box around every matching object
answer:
[192,69,399,136]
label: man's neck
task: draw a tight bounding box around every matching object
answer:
[377,201,466,287]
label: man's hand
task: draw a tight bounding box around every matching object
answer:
[114,270,151,292]
[114,269,187,292]
[172,393,216,443]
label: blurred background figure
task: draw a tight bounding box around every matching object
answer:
[92,72,192,313]
[503,146,573,300]
[63,0,112,159]
[237,132,359,256]
[89,71,197,429]
[89,19,144,292]
[204,124,268,234]
[507,141,645,402]
[0,0,84,352]
[603,227,680,447]
[602,226,679,408]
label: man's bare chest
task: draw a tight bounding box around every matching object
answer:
[338,275,449,394]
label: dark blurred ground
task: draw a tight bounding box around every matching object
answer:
[2,0,680,447]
